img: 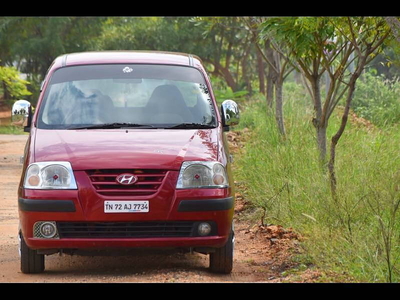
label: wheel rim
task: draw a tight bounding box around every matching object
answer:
[231,231,235,260]
[18,231,22,257]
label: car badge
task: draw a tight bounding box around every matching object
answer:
[122,66,133,73]
[116,173,137,185]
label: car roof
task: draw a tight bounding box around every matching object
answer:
[53,51,203,69]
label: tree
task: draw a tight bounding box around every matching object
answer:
[385,17,400,43]
[14,17,105,78]
[327,17,391,195]
[245,17,294,137]
[191,17,257,93]
[261,17,391,195]
[262,17,337,160]
[98,17,260,97]
[0,17,26,101]
[0,17,105,103]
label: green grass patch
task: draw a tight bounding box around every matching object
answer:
[233,82,400,282]
[0,125,28,134]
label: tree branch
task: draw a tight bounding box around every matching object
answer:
[385,17,400,43]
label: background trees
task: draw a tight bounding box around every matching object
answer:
[0,17,395,186]
[0,17,105,104]
[0,16,397,186]
[1,15,400,282]
[1,16,396,144]
[260,17,391,195]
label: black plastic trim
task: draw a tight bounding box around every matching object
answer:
[178,197,234,212]
[18,198,76,212]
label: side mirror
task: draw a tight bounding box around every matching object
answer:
[12,100,32,132]
[221,99,240,131]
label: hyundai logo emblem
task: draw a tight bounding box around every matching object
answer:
[116,173,137,185]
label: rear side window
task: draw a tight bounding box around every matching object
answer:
[37,64,217,129]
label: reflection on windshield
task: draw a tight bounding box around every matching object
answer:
[38,65,217,130]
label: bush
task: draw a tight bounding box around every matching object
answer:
[352,70,400,127]
[0,65,31,100]
[211,75,249,105]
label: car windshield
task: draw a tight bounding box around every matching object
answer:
[37,64,217,130]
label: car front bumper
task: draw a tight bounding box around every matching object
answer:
[18,192,234,251]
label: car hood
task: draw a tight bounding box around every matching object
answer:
[33,128,220,170]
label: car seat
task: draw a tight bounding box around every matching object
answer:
[146,84,192,124]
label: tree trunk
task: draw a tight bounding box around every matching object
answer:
[275,79,286,136]
[274,49,286,137]
[215,62,238,92]
[327,39,374,196]
[294,70,302,85]
[309,75,327,162]
[328,75,357,197]
[265,40,276,109]
[241,44,253,95]
[256,50,266,95]
[266,70,274,109]
[203,58,238,93]
[316,125,327,163]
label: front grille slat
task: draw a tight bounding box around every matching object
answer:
[57,222,195,238]
[95,189,157,193]
[89,173,166,178]
[87,169,167,196]
[92,181,161,186]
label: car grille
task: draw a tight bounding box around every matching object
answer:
[86,169,167,196]
[57,221,196,238]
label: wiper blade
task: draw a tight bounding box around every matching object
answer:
[69,123,156,130]
[166,123,216,129]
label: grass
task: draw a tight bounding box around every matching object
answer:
[0,125,28,134]
[232,82,400,282]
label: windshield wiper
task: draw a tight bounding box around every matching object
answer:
[166,123,216,129]
[69,123,157,130]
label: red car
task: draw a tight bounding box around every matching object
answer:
[14,51,240,274]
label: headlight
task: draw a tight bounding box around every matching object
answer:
[24,162,77,189]
[176,161,228,189]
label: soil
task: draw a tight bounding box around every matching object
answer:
[0,131,321,283]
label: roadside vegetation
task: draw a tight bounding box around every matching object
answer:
[232,78,400,282]
[0,125,28,134]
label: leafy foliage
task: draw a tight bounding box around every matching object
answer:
[0,65,31,99]
[261,17,336,64]
[352,70,400,126]
[0,17,106,102]
[0,17,105,75]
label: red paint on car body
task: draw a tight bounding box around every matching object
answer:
[17,51,237,274]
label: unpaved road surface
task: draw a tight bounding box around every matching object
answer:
[0,133,312,283]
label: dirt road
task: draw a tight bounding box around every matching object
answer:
[0,134,311,283]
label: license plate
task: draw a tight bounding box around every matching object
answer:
[104,201,149,213]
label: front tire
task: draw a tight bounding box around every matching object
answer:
[19,231,45,274]
[209,229,234,274]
